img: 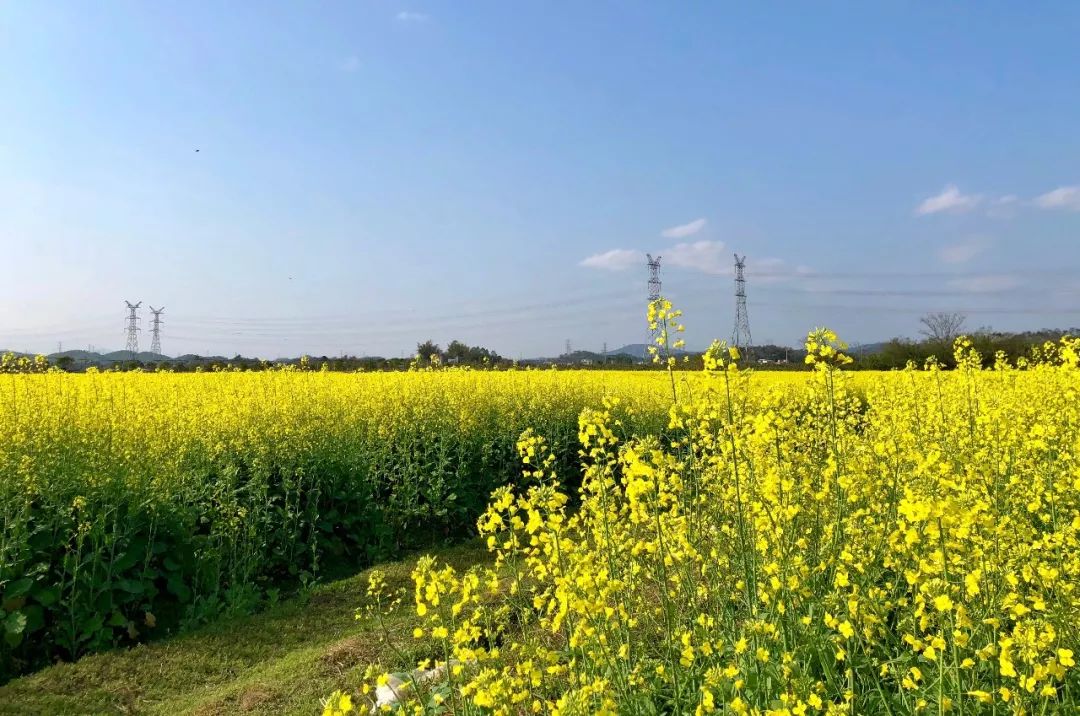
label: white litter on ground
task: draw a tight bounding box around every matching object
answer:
[371,660,462,713]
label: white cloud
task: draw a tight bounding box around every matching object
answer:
[340,55,360,72]
[916,185,982,216]
[579,248,643,272]
[748,256,791,284]
[986,194,1019,219]
[396,11,430,22]
[1034,185,1080,211]
[665,240,728,274]
[938,238,986,264]
[947,274,1020,293]
[660,218,707,239]
[580,241,804,282]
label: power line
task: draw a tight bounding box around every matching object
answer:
[124,301,142,358]
[8,267,1074,341]
[0,283,1023,343]
[6,262,1080,358]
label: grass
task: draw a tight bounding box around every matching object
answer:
[0,542,490,716]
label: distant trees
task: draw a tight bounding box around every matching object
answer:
[919,312,967,344]
[416,340,441,362]
[443,340,470,363]
[444,340,502,364]
[853,326,1079,370]
[750,344,798,363]
[414,339,505,366]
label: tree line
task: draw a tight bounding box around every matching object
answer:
[7,313,1077,374]
[853,312,1079,370]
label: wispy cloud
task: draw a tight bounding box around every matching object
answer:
[396,10,430,22]
[579,248,643,272]
[986,194,1019,219]
[1034,185,1080,211]
[660,218,707,239]
[665,240,727,274]
[340,55,360,73]
[913,184,1080,217]
[750,256,809,284]
[579,241,804,281]
[579,241,727,275]
[916,185,981,216]
[947,274,1020,293]
[938,238,987,264]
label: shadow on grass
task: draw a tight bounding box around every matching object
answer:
[0,541,490,716]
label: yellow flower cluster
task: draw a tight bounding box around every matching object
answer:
[0,367,677,674]
[333,328,1080,714]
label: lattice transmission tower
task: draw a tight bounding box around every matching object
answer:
[647,253,662,302]
[149,306,165,355]
[124,300,142,357]
[645,254,662,360]
[732,254,752,358]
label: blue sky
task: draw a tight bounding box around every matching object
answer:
[1,2,1078,358]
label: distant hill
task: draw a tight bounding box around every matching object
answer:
[847,342,890,356]
[522,349,633,365]
[49,350,99,361]
[608,343,694,359]
[40,350,171,363]
[175,353,229,362]
[520,343,699,365]
[3,348,365,371]
[608,344,649,359]
[99,350,170,362]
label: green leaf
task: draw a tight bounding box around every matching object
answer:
[4,577,34,599]
[117,579,144,595]
[79,614,104,638]
[113,550,141,572]
[4,610,27,636]
[28,531,54,551]
[32,585,60,607]
[22,605,44,634]
[4,610,27,647]
[167,576,192,603]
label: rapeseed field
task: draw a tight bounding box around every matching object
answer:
[0,366,670,679]
[324,325,1080,715]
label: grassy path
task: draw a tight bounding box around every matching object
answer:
[0,543,488,716]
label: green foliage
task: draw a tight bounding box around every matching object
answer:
[0,542,490,715]
[853,329,1080,370]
